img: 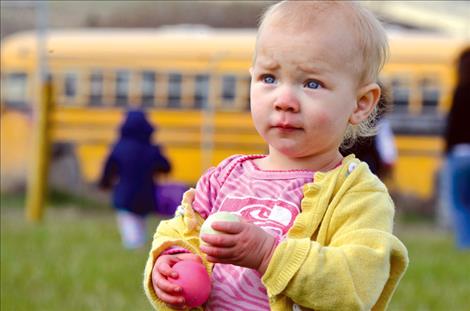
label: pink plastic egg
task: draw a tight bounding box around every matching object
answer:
[168,260,211,308]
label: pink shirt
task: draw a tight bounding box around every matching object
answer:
[193,155,314,310]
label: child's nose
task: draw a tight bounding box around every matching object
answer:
[274,87,300,112]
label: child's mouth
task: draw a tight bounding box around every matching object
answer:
[272,123,302,132]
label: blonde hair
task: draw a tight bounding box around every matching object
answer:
[257,0,389,146]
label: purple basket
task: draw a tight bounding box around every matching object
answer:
[155,183,189,216]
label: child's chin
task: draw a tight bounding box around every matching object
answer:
[276,145,306,158]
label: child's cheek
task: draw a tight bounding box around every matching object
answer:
[311,110,345,138]
[312,110,334,128]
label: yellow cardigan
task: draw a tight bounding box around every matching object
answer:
[143,155,409,311]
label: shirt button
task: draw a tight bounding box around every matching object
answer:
[348,162,358,174]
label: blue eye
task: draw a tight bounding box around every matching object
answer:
[262,74,276,84]
[305,80,321,89]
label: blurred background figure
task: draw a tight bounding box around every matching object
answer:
[99,109,171,249]
[444,48,470,249]
[342,87,397,183]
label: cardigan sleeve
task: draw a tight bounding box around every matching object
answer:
[262,188,408,311]
[143,156,240,310]
[142,189,211,311]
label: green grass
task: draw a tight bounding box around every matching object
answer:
[1,196,162,311]
[389,224,470,311]
[2,195,470,311]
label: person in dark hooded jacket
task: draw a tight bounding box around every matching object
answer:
[99,109,171,249]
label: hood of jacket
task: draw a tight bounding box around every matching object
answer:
[120,110,154,143]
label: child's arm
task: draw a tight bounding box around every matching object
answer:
[144,155,246,310]
[143,189,210,311]
[262,188,408,311]
[98,153,118,190]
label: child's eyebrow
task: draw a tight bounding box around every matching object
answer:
[256,59,280,71]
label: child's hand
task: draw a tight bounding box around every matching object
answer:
[151,253,202,309]
[200,220,276,274]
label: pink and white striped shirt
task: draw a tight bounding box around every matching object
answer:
[193,155,314,310]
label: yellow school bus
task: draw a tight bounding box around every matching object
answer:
[1,27,468,201]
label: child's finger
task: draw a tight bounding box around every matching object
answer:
[200,233,237,247]
[210,220,244,234]
[156,277,183,294]
[204,254,231,264]
[200,244,235,259]
[158,262,179,278]
[155,286,186,308]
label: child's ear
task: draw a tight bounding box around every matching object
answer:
[349,83,381,125]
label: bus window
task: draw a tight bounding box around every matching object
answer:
[236,75,251,111]
[141,71,156,107]
[168,73,182,108]
[2,72,28,108]
[194,74,209,109]
[221,75,236,105]
[89,71,103,106]
[421,78,440,114]
[64,72,77,99]
[115,70,130,107]
[391,78,409,113]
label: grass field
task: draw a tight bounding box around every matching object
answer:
[1,194,469,311]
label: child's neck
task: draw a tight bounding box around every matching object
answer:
[257,149,344,172]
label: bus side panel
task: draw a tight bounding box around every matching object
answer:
[393,136,443,199]
[0,110,33,192]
